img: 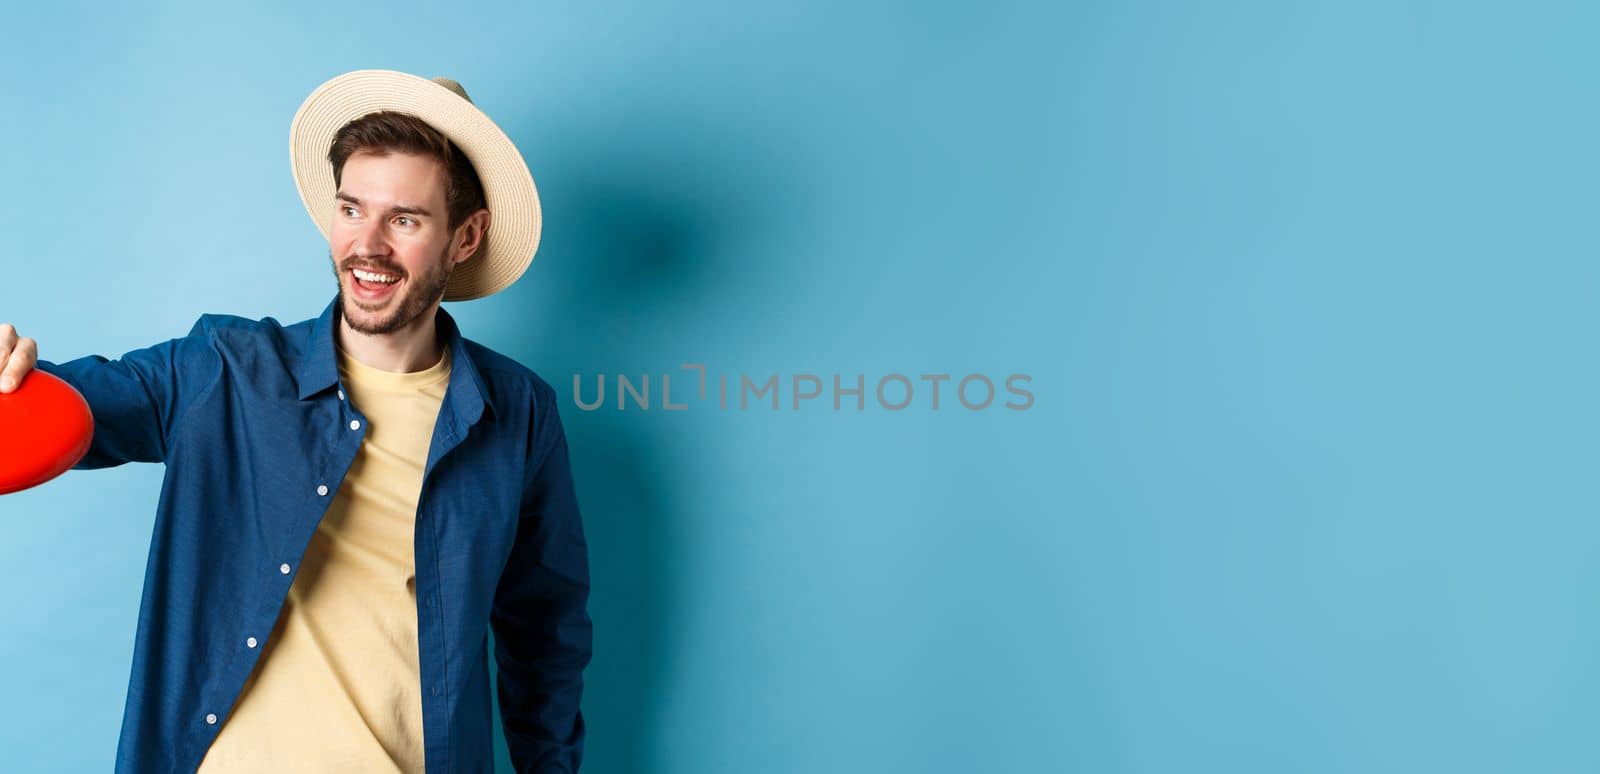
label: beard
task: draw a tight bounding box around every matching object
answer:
[330,247,454,336]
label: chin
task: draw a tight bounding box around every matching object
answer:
[339,289,394,329]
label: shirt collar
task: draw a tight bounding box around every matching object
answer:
[296,294,496,425]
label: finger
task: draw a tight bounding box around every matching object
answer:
[0,324,13,390]
[0,337,34,393]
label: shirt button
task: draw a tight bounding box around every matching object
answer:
[317,484,328,496]
[280,563,291,575]
[205,713,217,725]
[246,637,258,648]
[432,684,442,697]
[349,419,361,431]
[338,389,345,401]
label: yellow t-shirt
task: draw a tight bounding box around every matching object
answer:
[197,342,452,772]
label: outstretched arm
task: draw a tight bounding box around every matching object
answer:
[30,318,219,468]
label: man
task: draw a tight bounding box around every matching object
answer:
[0,70,591,772]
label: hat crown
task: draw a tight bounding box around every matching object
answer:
[430,76,473,104]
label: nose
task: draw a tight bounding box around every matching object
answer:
[349,215,391,259]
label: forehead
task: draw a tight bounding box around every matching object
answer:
[337,150,447,209]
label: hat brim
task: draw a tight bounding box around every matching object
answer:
[289,69,541,302]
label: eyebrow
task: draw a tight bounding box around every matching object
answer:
[335,192,434,218]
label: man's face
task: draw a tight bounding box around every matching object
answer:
[328,150,458,336]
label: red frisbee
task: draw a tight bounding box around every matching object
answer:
[0,369,94,495]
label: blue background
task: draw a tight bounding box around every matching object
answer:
[2,1,1594,771]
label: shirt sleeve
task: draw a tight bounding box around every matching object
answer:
[490,380,593,773]
[32,316,219,468]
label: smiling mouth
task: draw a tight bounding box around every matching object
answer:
[349,267,404,297]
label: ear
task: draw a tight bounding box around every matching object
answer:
[449,208,491,266]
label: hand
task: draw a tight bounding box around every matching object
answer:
[0,323,38,393]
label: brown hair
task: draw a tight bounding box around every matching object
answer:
[327,110,487,231]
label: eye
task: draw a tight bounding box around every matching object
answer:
[395,216,416,227]
[340,205,358,218]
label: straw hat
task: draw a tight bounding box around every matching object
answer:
[289,69,541,301]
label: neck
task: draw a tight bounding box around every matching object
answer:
[335,302,446,373]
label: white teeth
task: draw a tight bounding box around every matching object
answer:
[353,268,399,284]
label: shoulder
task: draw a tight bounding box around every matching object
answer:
[460,337,560,413]
[186,311,294,343]
[460,338,571,477]
[179,312,323,391]
[185,311,321,354]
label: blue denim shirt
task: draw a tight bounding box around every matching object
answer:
[34,294,591,773]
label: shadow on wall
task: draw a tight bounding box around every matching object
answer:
[478,107,795,772]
